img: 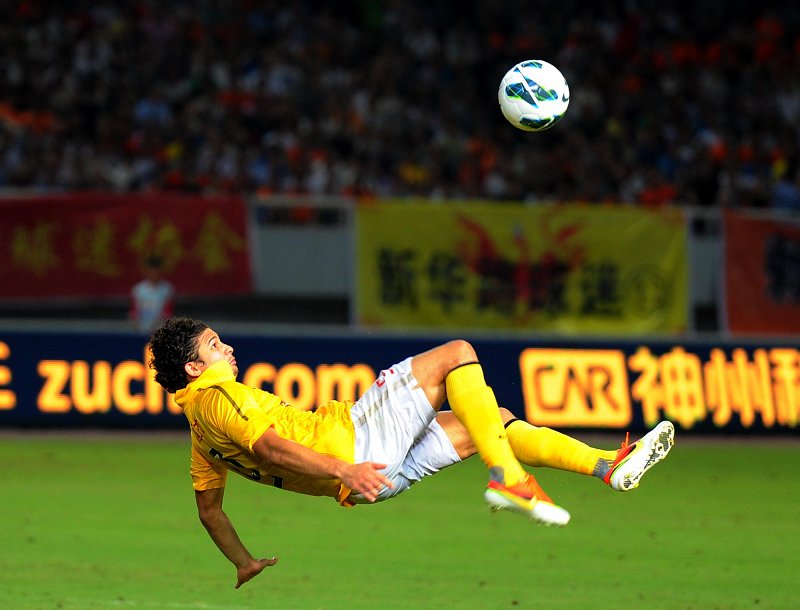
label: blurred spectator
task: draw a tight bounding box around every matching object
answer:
[771,164,800,212]
[130,255,175,334]
[0,0,798,206]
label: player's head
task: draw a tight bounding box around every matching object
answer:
[148,316,209,393]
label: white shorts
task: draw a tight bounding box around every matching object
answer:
[348,357,461,503]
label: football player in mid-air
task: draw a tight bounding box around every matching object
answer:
[149,316,675,589]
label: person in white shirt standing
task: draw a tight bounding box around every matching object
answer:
[130,255,175,333]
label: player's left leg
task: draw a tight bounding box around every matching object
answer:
[601,421,675,491]
[501,413,675,491]
[503,415,618,478]
[440,409,675,491]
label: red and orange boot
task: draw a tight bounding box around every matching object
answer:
[484,471,570,526]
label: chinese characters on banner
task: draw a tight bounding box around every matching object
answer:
[0,330,796,431]
[723,210,800,334]
[0,193,251,299]
[520,346,799,430]
[357,201,689,334]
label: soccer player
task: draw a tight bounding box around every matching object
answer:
[148,316,675,589]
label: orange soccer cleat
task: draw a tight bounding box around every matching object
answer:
[484,473,571,526]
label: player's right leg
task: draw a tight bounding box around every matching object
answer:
[410,341,569,526]
[433,409,570,527]
[411,341,529,489]
[483,473,570,526]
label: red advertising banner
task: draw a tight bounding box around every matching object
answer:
[0,192,252,299]
[723,210,800,334]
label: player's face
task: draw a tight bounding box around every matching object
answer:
[190,327,238,377]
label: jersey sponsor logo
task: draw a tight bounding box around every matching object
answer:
[191,419,205,441]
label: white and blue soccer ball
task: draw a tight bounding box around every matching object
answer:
[498,60,570,132]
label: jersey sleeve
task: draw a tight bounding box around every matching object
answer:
[189,442,228,491]
[217,386,280,453]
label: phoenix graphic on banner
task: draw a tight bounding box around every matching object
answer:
[357,201,688,334]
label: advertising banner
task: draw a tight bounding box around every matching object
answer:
[0,328,796,433]
[356,201,688,334]
[723,210,800,334]
[0,192,251,300]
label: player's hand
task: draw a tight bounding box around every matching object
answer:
[341,462,393,502]
[235,556,278,589]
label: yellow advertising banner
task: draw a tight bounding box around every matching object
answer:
[356,201,688,333]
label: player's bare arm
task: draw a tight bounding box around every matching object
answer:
[252,428,393,502]
[194,487,278,588]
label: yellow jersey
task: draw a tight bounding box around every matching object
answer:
[174,360,356,505]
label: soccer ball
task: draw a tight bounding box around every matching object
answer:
[498,60,570,132]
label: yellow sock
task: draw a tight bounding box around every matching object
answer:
[506,420,618,477]
[445,363,527,486]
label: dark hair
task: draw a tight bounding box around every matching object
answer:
[144,254,164,269]
[148,316,208,393]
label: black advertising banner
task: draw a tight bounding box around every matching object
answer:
[0,327,796,434]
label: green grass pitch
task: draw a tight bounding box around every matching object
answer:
[0,432,796,610]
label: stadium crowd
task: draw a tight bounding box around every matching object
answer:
[1,0,799,209]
